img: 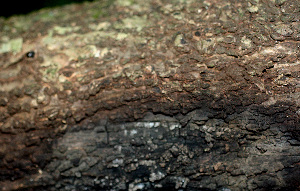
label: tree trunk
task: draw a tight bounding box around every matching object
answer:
[0,0,299,190]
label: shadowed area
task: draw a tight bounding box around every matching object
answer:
[0,0,94,17]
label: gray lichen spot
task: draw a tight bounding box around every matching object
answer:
[196,38,216,54]
[123,64,143,81]
[240,36,253,49]
[273,24,293,36]
[149,171,166,182]
[247,0,260,13]
[247,5,259,13]
[174,34,185,47]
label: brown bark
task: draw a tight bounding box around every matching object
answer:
[0,0,299,190]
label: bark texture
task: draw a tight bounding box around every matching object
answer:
[0,0,300,190]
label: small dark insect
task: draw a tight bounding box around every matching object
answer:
[26,51,35,58]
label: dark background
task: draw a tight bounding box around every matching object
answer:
[1,0,94,18]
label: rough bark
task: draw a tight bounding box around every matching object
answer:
[0,0,299,190]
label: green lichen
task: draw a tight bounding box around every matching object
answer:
[114,15,150,32]
[174,34,185,47]
[240,36,253,49]
[115,0,135,6]
[46,67,58,76]
[65,45,100,61]
[173,12,184,20]
[89,0,116,19]
[40,61,60,82]
[89,22,111,31]
[196,38,216,54]
[247,5,259,13]
[0,38,23,54]
[37,11,57,22]
[123,64,143,81]
[53,26,81,35]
